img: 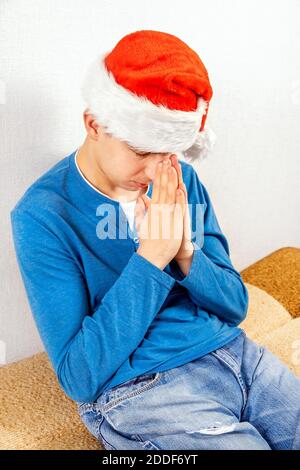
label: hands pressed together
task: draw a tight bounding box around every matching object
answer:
[135,154,194,273]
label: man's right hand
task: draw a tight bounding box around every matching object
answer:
[136,158,186,270]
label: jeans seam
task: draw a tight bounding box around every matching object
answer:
[102,372,162,413]
[77,402,95,413]
[210,349,248,413]
[249,344,265,385]
[98,416,118,450]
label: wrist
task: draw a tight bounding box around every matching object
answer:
[136,248,168,271]
[175,243,194,277]
[175,241,194,262]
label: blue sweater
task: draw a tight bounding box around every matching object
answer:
[10,149,248,403]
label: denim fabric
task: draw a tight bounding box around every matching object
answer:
[77,331,300,450]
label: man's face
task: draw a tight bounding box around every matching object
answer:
[95,130,173,192]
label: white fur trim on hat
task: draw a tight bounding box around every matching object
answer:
[81,52,216,160]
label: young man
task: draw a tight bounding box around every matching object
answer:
[11,30,300,450]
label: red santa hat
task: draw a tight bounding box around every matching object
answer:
[81,30,216,162]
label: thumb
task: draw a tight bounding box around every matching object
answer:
[140,194,151,210]
[178,182,187,203]
[175,187,186,216]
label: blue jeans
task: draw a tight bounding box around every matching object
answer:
[77,330,300,450]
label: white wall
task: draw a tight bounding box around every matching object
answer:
[1,0,299,364]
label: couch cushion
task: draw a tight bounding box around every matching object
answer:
[0,352,102,450]
[240,283,291,343]
[257,318,300,378]
[240,283,300,377]
[241,247,300,318]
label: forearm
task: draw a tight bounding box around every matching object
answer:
[176,242,249,326]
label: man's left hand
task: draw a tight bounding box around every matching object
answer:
[135,154,194,270]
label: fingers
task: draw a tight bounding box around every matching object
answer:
[151,162,162,204]
[159,160,170,204]
[180,182,187,204]
[183,199,192,241]
[173,188,185,237]
[170,154,183,187]
[167,165,178,205]
[170,154,188,207]
[176,187,185,208]
[151,156,184,209]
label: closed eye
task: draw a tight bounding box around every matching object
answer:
[136,151,170,157]
[136,152,151,157]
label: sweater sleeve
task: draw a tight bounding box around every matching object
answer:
[174,168,249,327]
[10,209,175,403]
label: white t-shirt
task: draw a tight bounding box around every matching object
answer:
[117,199,137,233]
[74,148,139,233]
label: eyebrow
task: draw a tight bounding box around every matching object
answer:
[131,148,169,156]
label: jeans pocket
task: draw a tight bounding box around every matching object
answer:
[102,371,162,413]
